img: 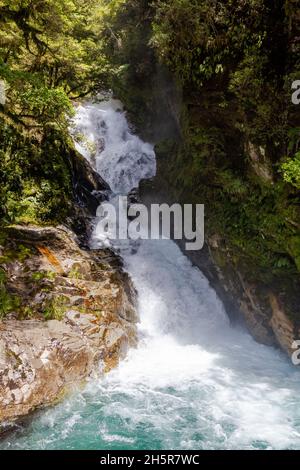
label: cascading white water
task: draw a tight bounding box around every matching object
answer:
[2,99,300,450]
[72,99,156,194]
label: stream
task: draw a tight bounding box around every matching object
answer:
[2,99,300,450]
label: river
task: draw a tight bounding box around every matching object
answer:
[1,99,300,450]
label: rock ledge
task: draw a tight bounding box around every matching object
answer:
[0,225,137,423]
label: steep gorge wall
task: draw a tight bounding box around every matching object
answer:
[107,0,300,355]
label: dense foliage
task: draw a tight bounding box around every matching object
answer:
[150,0,300,277]
[0,0,114,224]
[0,0,114,127]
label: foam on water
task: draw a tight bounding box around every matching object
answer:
[2,100,300,450]
[71,100,156,193]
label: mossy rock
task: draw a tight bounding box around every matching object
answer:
[288,236,300,272]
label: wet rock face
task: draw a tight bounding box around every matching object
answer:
[70,146,110,214]
[139,180,300,358]
[183,232,300,357]
[206,237,300,357]
[65,146,111,247]
[245,141,274,184]
[0,225,137,423]
[269,294,299,357]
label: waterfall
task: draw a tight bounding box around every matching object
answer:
[2,99,300,450]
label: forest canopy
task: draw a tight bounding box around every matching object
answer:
[0,0,117,128]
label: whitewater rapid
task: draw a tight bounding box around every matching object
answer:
[2,99,300,450]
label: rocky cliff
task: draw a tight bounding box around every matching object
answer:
[0,224,137,424]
